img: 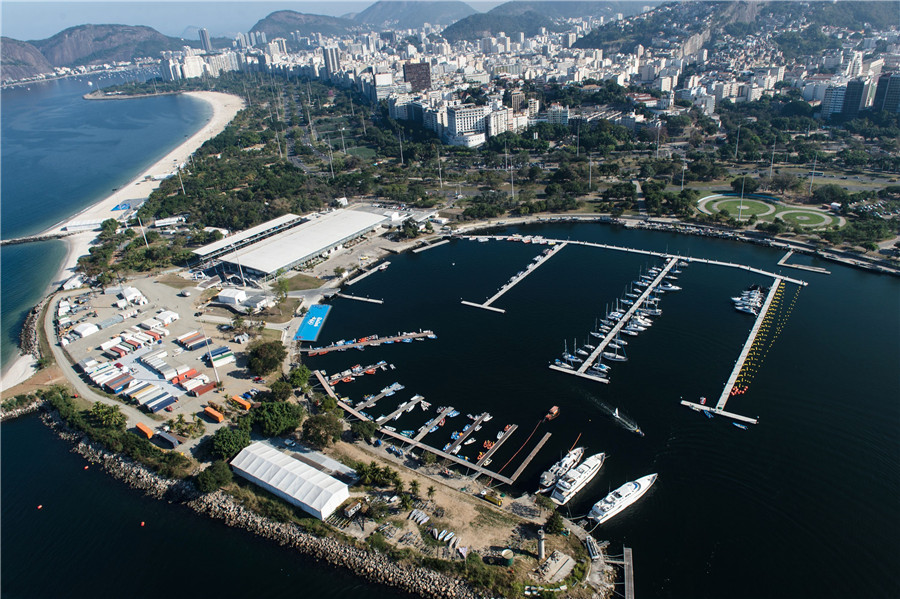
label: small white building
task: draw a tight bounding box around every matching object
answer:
[61,275,84,291]
[230,442,350,521]
[120,287,147,305]
[157,310,180,325]
[73,323,99,338]
[217,288,248,305]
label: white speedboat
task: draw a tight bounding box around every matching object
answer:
[587,474,658,524]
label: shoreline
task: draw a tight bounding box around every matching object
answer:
[1,91,244,391]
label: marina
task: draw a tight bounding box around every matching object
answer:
[376,395,425,425]
[680,279,783,424]
[461,241,568,313]
[475,424,518,467]
[550,256,678,383]
[345,261,390,285]
[300,330,436,354]
[777,250,831,274]
[444,412,490,455]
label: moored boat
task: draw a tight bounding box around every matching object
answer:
[538,446,585,491]
[551,452,606,505]
[587,473,657,524]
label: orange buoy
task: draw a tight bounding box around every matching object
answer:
[37,505,43,510]
[84,466,89,470]
[140,521,145,527]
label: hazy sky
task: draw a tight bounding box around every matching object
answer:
[1,1,501,41]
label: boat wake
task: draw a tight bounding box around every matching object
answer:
[590,398,644,437]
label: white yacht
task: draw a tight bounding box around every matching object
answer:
[550,453,606,505]
[538,446,585,491]
[587,474,658,524]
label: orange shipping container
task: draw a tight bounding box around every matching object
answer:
[204,406,224,423]
[231,396,251,410]
[135,422,154,439]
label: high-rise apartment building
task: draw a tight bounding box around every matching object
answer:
[199,28,213,53]
[872,72,900,113]
[323,47,341,78]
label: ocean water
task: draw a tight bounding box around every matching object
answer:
[0,74,212,372]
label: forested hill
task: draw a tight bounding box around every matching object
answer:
[250,11,362,38]
[31,24,196,68]
[488,1,661,19]
[440,11,560,43]
[1,37,54,80]
[354,1,476,29]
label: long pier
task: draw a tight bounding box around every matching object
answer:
[550,257,677,383]
[509,432,553,483]
[475,424,518,467]
[335,293,384,304]
[466,235,808,286]
[357,384,404,410]
[413,239,450,253]
[301,330,435,353]
[623,547,635,599]
[462,242,568,313]
[714,279,781,412]
[777,250,831,274]
[446,412,489,455]
[414,407,455,442]
[346,262,389,286]
[376,395,424,425]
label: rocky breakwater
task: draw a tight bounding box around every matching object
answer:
[191,492,479,599]
[38,410,479,599]
[19,297,50,362]
[0,398,45,422]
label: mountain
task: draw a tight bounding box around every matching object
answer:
[440,10,559,42]
[355,1,477,29]
[1,37,54,81]
[30,24,193,68]
[250,10,361,38]
[488,1,661,20]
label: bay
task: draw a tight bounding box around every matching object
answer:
[0,73,211,370]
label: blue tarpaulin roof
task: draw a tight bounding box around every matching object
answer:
[294,305,331,342]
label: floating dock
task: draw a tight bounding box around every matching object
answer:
[445,412,490,455]
[509,432,552,483]
[777,250,831,274]
[624,547,635,599]
[412,239,450,253]
[414,407,456,442]
[335,293,384,304]
[550,256,677,383]
[462,241,568,313]
[476,424,518,467]
[357,383,404,410]
[301,330,435,354]
[376,395,424,425]
[346,262,389,286]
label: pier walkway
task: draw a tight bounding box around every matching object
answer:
[715,279,781,411]
[476,424,518,467]
[300,330,435,353]
[624,547,635,599]
[376,395,424,425]
[777,250,831,274]
[509,432,552,483]
[335,293,383,304]
[413,239,449,253]
[550,257,677,382]
[357,384,404,410]
[466,235,808,286]
[446,413,489,455]
[346,262,389,286]
[414,407,455,442]
[462,242,567,313]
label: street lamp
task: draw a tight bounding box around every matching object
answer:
[681,165,687,191]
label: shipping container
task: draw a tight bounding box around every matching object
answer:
[176,330,200,343]
[148,396,176,413]
[203,406,225,423]
[140,391,168,406]
[231,396,252,410]
[135,422,154,439]
[156,431,180,448]
[208,346,230,358]
[192,382,217,397]
[99,337,123,352]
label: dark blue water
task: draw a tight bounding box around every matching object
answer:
[0,74,212,370]
[308,223,900,598]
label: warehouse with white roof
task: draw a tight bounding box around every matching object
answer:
[192,213,303,261]
[229,442,350,520]
[218,209,387,280]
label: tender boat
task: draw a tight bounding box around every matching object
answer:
[538,446,586,491]
[545,406,560,421]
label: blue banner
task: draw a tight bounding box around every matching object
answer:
[294,305,331,342]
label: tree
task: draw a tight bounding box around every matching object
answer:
[350,420,377,442]
[409,479,420,497]
[427,485,436,501]
[274,276,289,304]
[254,401,304,437]
[333,266,346,278]
[211,426,251,460]
[269,380,292,401]
[535,493,555,514]
[302,413,343,447]
[196,460,233,492]
[731,176,760,194]
[91,403,126,430]
[246,339,287,375]
[545,510,565,534]
[422,451,437,465]
[288,365,311,390]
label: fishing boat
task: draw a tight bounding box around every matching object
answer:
[587,474,658,524]
[545,406,560,421]
[538,446,585,491]
[429,426,439,433]
[401,430,414,437]
[551,453,606,505]
[700,396,707,405]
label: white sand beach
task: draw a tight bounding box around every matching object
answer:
[1,91,244,393]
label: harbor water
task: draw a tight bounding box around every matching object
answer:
[0,74,212,371]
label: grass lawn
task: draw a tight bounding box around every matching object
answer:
[779,211,832,227]
[259,328,283,342]
[285,273,323,291]
[156,274,196,289]
[715,199,772,217]
[347,146,377,160]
